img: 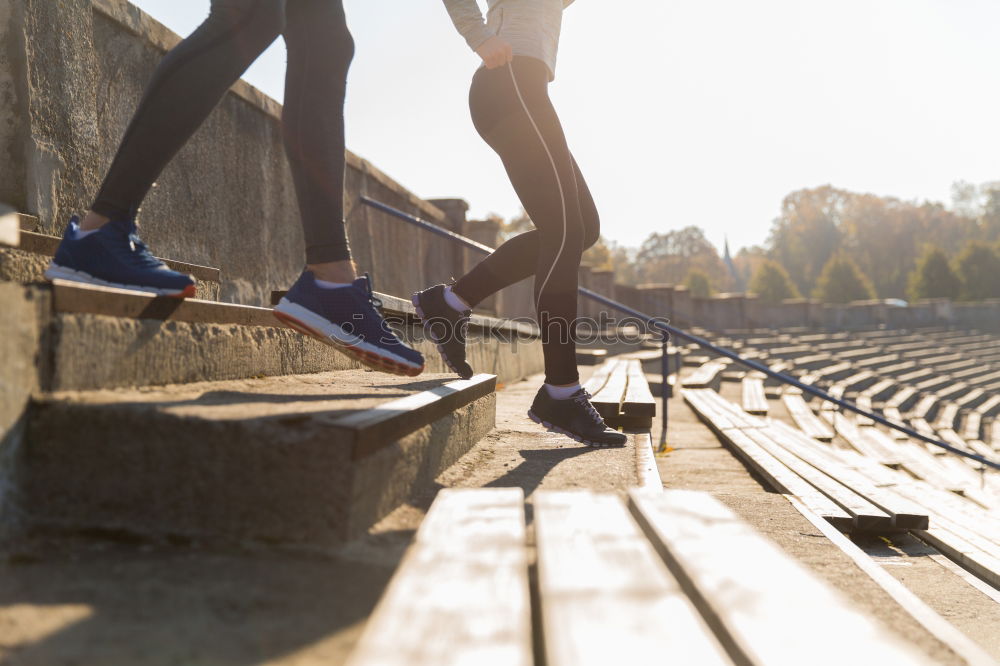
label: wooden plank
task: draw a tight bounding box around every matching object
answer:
[762,425,928,529]
[634,433,663,493]
[780,393,834,441]
[622,359,656,417]
[534,491,730,666]
[933,402,960,431]
[630,490,931,666]
[783,494,995,666]
[682,360,727,389]
[340,374,498,460]
[961,411,983,441]
[347,488,531,666]
[687,413,854,530]
[743,429,894,531]
[585,359,624,420]
[581,358,616,392]
[50,279,279,327]
[741,374,768,415]
[0,210,20,247]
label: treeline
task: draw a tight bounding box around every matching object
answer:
[574,181,1000,304]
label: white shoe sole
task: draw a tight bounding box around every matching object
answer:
[44,263,194,298]
[273,298,424,377]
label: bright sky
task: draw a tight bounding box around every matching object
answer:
[130,0,1000,253]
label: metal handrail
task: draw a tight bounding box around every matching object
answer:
[361,196,1000,471]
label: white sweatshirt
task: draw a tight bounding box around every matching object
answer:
[442,0,576,80]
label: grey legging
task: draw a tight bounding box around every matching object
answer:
[92,0,355,264]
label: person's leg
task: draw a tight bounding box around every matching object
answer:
[272,0,424,376]
[462,58,586,386]
[48,0,285,298]
[416,59,603,384]
[451,153,600,307]
[89,0,286,226]
[282,0,356,283]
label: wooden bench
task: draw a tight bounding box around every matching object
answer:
[781,393,834,442]
[583,358,655,430]
[741,374,768,416]
[681,360,728,390]
[575,348,608,365]
[347,488,532,666]
[352,487,928,665]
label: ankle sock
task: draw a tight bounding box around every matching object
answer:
[314,277,352,290]
[443,285,471,312]
[544,383,582,400]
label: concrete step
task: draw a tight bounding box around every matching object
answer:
[19,370,497,545]
[2,279,543,392]
[0,214,221,300]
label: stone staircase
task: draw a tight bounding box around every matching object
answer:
[0,215,549,546]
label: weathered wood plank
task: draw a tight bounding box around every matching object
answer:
[781,393,834,442]
[0,210,20,247]
[630,490,931,666]
[534,491,730,666]
[741,374,768,416]
[761,425,928,529]
[622,359,656,417]
[743,429,893,531]
[681,397,854,529]
[347,488,531,666]
[634,432,663,493]
[588,359,626,420]
[682,360,727,389]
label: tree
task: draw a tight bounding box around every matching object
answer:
[812,253,876,303]
[766,185,846,295]
[749,259,801,303]
[907,245,961,301]
[634,226,723,285]
[685,269,712,298]
[955,241,1000,301]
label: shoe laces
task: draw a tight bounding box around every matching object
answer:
[127,234,164,269]
[105,221,163,270]
[358,273,396,338]
[573,389,606,425]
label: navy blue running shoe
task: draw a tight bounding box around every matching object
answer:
[44,216,196,298]
[274,271,425,377]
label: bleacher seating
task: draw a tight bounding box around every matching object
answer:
[347,488,929,665]
[677,323,1000,597]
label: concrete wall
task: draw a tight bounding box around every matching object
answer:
[2,0,463,306]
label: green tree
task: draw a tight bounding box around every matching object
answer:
[749,259,801,303]
[812,253,876,303]
[634,226,723,285]
[907,245,961,301]
[685,269,712,298]
[955,241,1000,301]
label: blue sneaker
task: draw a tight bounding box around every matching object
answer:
[273,271,425,377]
[44,216,196,298]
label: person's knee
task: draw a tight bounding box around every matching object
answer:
[582,210,601,250]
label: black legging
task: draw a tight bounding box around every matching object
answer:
[92,0,355,264]
[453,57,599,385]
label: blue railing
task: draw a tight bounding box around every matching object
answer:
[361,196,1000,471]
